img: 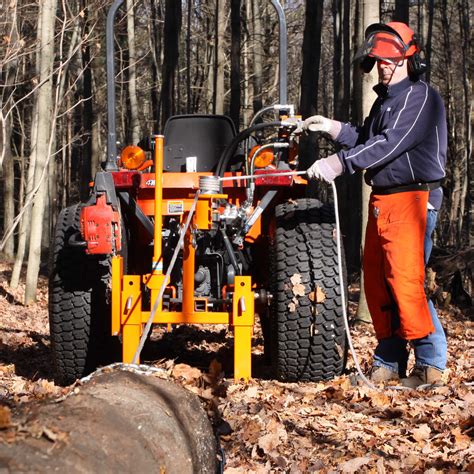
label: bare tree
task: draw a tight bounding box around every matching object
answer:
[24,0,58,303]
[160,0,182,129]
[126,0,141,144]
[355,0,379,323]
[230,0,241,128]
[214,0,226,114]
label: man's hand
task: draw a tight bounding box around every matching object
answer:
[306,154,344,183]
[303,115,342,140]
[303,115,332,133]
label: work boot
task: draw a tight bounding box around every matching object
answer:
[370,366,399,383]
[401,366,444,389]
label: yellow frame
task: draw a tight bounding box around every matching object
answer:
[111,136,256,381]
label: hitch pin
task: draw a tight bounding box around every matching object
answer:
[239,297,246,313]
[125,296,133,313]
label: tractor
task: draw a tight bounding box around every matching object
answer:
[49,0,347,385]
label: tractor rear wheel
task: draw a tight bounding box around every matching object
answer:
[49,204,120,385]
[270,198,347,382]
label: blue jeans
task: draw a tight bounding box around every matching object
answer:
[373,209,447,375]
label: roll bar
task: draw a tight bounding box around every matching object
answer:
[104,0,288,171]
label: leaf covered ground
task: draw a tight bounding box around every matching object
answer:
[0,261,472,472]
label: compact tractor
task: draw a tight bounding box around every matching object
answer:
[49,0,347,385]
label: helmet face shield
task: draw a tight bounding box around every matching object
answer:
[366,31,408,62]
[357,30,408,64]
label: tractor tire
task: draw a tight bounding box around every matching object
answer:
[49,204,120,385]
[270,198,347,382]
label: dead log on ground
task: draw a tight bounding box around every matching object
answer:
[0,370,217,473]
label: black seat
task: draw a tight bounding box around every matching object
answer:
[163,115,236,172]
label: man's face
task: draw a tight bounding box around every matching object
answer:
[376,58,409,86]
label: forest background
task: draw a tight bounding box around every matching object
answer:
[0,0,472,305]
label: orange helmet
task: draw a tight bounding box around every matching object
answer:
[356,22,422,73]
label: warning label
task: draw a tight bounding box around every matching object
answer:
[167,201,184,215]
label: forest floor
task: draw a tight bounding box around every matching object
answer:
[0,261,472,472]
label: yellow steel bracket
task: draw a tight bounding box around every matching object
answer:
[232,276,254,382]
[121,275,142,364]
[111,256,123,336]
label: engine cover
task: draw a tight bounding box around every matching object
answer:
[80,194,121,254]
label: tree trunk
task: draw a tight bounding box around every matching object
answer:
[425,0,434,83]
[10,63,41,290]
[334,0,362,275]
[24,0,58,304]
[394,0,409,23]
[459,0,473,249]
[126,0,141,144]
[230,0,241,129]
[2,151,15,260]
[186,0,192,113]
[150,0,163,130]
[299,0,324,174]
[160,0,182,129]
[1,0,20,259]
[81,5,94,201]
[0,371,216,473]
[214,0,226,115]
[251,0,264,115]
[356,0,379,324]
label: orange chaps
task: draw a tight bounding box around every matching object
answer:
[363,190,434,340]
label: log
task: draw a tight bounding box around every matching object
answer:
[0,370,217,473]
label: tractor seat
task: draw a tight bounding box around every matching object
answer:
[163,115,237,172]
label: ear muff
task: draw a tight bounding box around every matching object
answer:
[407,34,427,76]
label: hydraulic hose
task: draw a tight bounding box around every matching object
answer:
[331,181,377,390]
[215,121,282,178]
[330,181,409,391]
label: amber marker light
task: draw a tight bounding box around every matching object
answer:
[120,145,147,170]
[250,146,275,168]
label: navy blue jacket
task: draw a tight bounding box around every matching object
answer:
[335,77,447,209]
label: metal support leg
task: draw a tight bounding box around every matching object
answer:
[121,275,142,364]
[233,276,254,381]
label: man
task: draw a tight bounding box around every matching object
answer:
[305,22,448,388]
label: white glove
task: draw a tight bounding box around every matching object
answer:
[303,115,342,140]
[303,115,332,133]
[306,154,344,183]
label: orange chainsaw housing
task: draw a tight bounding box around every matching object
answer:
[80,194,121,254]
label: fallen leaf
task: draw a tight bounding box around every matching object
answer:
[412,423,431,442]
[172,363,201,382]
[243,386,259,399]
[258,431,280,453]
[370,391,390,408]
[340,456,372,473]
[309,286,326,303]
[0,406,11,429]
[208,359,222,382]
[290,274,302,286]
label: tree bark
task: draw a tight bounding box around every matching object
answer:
[394,0,409,23]
[0,371,216,473]
[1,0,20,259]
[24,0,58,304]
[356,0,379,324]
[150,0,163,130]
[160,0,182,129]
[214,0,226,115]
[299,0,324,173]
[334,0,362,275]
[230,0,241,129]
[251,0,264,115]
[126,0,140,144]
